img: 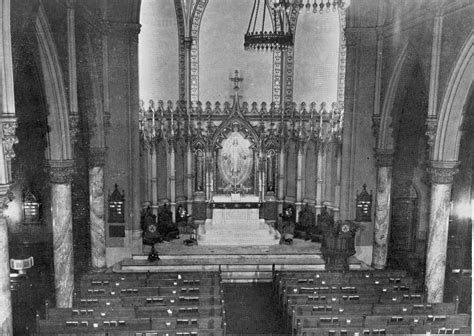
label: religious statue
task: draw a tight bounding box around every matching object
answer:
[278,205,296,245]
[157,204,179,241]
[295,203,315,240]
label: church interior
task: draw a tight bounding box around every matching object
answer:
[0,0,472,334]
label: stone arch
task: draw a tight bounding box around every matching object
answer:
[433,32,474,162]
[34,4,72,162]
[378,42,409,150]
[212,117,260,152]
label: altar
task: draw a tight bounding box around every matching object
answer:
[198,194,280,246]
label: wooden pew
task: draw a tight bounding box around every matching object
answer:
[150,316,223,330]
[288,304,373,331]
[108,328,225,336]
[37,316,151,334]
[287,302,459,333]
[74,295,222,309]
[80,275,219,293]
[296,325,412,336]
[372,302,457,315]
[80,285,221,298]
[46,306,136,319]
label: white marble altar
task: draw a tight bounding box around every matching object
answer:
[198,195,280,246]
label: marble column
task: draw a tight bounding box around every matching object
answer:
[426,162,458,303]
[0,186,12,335]
[372,150,394,269]
[89,148,106,270]
[0,0,16,332]
[49,162,75,308]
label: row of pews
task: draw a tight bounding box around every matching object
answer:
[274,270,471,336]
[35,271,225,335]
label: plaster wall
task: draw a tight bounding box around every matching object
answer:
[438,6,474,113]
[139,0,179,102]
[293,11,339,104]
[199,0,273,103]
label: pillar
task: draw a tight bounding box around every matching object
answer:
[334,148,342,220]
[0,0,17,332]
[0,185,12,335]
[169,143,176,222]
[426,161,458,303]
[295,146,304,221]
[186,145,193,215]
[372,150,393,269]
[277,146,285,214]
[89,147,106,270]
[316,149,324,215]
[48,161,75,308]
[150,149,158,213]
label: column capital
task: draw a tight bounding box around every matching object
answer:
[0,184,13,217]
[47,160,75,184]
[69,114,80,143]
[372,115,381,139]
[428,161,459,184]
[374,149,394,167]
[1,117,18,160]
[89,147,107,168]
[425,116,438,148]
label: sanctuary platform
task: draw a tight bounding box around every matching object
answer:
[198,194,280,246]
[113,239,366,283]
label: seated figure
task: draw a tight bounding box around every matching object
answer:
[279,204,296,244]
[295,203,315,240]
[157,203,180,241]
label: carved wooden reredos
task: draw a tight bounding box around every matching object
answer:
[139,92,343,214]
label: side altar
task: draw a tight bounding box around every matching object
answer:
[198,194,280,246]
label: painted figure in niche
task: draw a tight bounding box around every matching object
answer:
[218,132,253,192]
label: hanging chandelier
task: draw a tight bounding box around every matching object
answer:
[244,0,345,51]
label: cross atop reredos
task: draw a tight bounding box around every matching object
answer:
[230,70,243,101]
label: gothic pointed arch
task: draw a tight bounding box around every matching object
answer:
[378,42,409,150]
[433,32,474,162]
[34,4,73,162]
[211,103,260,151]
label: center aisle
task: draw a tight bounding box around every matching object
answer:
[223,283,286,335]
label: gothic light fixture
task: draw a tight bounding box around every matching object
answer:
[244,0,345,51]
[244,0,293,51]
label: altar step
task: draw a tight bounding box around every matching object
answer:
[114,252,364,283]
